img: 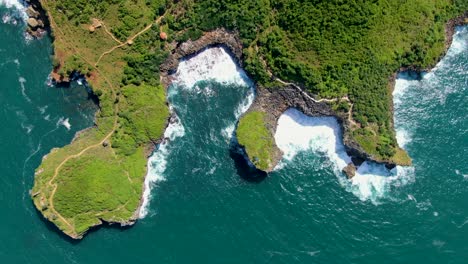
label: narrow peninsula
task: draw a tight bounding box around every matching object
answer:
[29,0,467,239]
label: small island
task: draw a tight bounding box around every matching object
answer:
[28,0,467,238]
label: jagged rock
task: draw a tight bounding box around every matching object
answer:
[26,6,40,18]
[160,28,243,86]
[342,163,357,179]
[27,18,39,29]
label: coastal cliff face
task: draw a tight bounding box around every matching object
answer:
[24,0,49,38]
[159,28,403,174]
[160,29,243,87]
[161,10,467,175]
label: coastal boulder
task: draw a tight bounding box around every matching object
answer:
[342,163,357,179]
[26,6,40,18]
[27,18,39,29]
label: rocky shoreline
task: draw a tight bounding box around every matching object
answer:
[24,0,49,38]
[159,12,468,177]
[159,28,379,176]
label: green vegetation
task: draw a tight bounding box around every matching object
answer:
[169,0,467,162]
[112,84,169,156]
[237,111,276,171]
[32,0,466,238]
[32,0,170,238]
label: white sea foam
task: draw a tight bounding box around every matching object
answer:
[18,76,31,103]
[222,88,255,141]
[139,117,185,218]
[62,118,71,130]
[274,108,414,204]
[38,105,48,114]
[393,72,419,148]
[56,117,71,130]
[141,47,255,217]
[393,72,419,106]
[0,0,27,21]
[0,0,24,10]
[446,27,467,57]
[173,46,253,89]
[221,123,235,141]
[175,47,256,141]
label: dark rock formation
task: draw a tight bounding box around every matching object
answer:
[342,163,357,179]
[26,0,50,38]
[159,13,467,176]
[160,28,243,87]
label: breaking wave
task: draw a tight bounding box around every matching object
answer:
[140,115,185,218]
[0,0,27,21]
[56,117,71,130]
[141,46,256,217]
[173,46,253,89]
[274,108,415,204]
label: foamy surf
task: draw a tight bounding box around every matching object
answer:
[141,47,256,217]
[0,0,24,10]
[173,46,253,89]
[393,72,419,148]
[56,117,71,130]
[139,116,185,218]
[18,76,31,103]
[274,108,414,204]
[0,0,27,21]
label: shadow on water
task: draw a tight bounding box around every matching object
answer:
[53,73,100,107]
[229,139,268,183]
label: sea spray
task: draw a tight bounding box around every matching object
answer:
[0,0,27,21]
[174,47,253,89]
[140,115,185,218]
[141,47,256,217]
[274,108,415,204]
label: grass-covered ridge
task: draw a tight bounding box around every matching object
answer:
[237,111,277,171]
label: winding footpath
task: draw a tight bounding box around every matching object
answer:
[39,0,161,236]
[95,14,166,67]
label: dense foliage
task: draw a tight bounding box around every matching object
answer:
[112,84,169,156]
[169,0,466,160]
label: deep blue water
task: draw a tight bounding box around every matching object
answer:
[1,4,467,264]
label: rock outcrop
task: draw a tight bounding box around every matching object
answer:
[160,28,243,87]
[159,28,392,176]
[25,0,49,38]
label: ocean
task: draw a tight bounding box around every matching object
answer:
[1,2,467,263]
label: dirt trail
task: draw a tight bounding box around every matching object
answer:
[95,14,166,67]
[101,22,124,45]
[39,0,123,236]
[268,70,357,126]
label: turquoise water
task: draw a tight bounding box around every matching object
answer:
[1,4,468,264]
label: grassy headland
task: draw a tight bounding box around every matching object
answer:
[237,111,277,171]
[32,0,170,238]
